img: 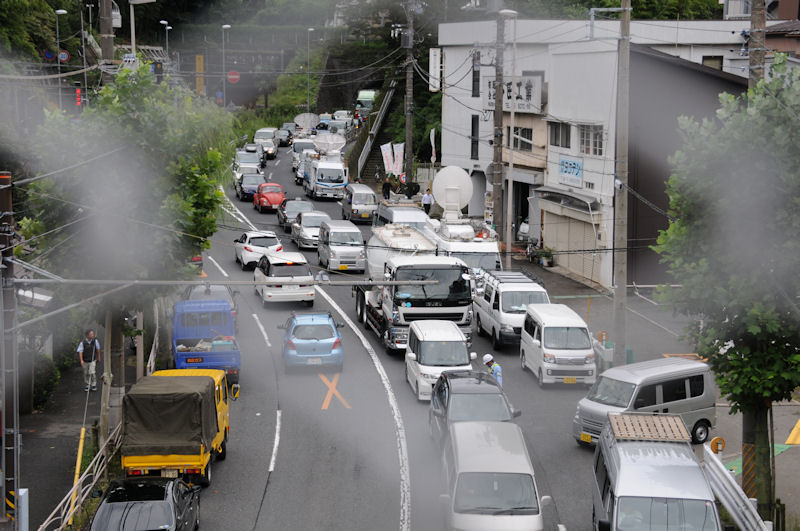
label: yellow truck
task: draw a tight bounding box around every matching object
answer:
[121,369,238,487]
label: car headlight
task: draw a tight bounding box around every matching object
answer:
[585,353,595,364]
[358,249,365,259]
[329,248,337,258]
[421,373,438,382]
[501,325,514,333]
[543,353,556,364]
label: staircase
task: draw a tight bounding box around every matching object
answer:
[361,125,397,187]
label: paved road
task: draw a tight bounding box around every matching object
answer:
[198,145,698,531]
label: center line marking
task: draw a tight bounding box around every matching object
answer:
[275,159,281,166]
[319,373,351,410]
[206,256,228,277]
[252,313,271,347]
[269,410,281,472]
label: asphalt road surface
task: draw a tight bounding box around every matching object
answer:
[197,145,695,531]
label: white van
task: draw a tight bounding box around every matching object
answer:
[520,304,597,387]
[441,421,551,531]
[253,252,314,307]
[318,220,366,272]
[374,202,429,231]
[573,357,717,445]
[405,320,476,401]
[341,183,377,223]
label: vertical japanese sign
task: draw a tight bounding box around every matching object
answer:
[381,142,394,174]
[429,48,441,92]
[430,128,436,164]
[392,143,405,176]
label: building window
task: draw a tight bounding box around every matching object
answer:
[506,126,533,152]
[549,122,571,148]
[471,115,479,160]
[472,51,481,98]
[702,56,723,70]
[579,125,603,156]
[584,181,594,190]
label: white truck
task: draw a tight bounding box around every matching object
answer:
[423,219,502,274]
[304,152,348,199]
[353,224,474,352]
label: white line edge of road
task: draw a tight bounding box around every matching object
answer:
[206,255,229,278]
[275,159,281,166]
[252,313,272,347]
[222,189,257,231]
[315,286,411,531]
[269,409,282,472]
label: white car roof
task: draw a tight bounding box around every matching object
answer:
[266,251,307,265]
[245,230,277,238]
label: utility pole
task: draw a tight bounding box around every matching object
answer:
[612,0,631,368]
[1,171,19,530]
[403,1,418,184]
[749,0,766,89]
[492,8,505,239]
[99,0,113,66]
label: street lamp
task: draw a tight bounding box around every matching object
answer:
[498,8,518,269]
[160,20,170,58]
[129,0,156,62]
[307,27,314,112]
[221,24,231,108]
[55,8,67,111]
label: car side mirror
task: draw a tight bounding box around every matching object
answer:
[540,495,552,506]
[512,408,522,418]
[469,351,477,360]
[439,493,451,506]
[532,339,541,348]
[432,408,445,418]
[407,352,417,361]
[384,272,391,279]
[230,384,240,400]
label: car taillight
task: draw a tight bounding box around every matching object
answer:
[185,468,200,475]
[191,256,202,262]
[287,339,296,350]
[332,338,341,349]
[244,246,253,252]
[276,246,283,252]
[231,311,237,319]
[128,469,142,476]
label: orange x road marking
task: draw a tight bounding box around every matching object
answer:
[319,373,351,410]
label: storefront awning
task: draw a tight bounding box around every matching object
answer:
[533,185,599,212]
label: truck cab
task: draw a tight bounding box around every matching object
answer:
[305,154,348,200]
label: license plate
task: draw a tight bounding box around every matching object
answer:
[162,469,178,478]
[186,357,203,363]
[580,432,592,443]
[361,213,369,218]
[307,358,322,365]
[564,377,577,384]
[338,265,348,270]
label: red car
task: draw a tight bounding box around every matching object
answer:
[253,182,286,213]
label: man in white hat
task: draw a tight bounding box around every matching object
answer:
[483,353,502,387]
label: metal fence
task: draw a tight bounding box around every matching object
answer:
[356,79,397,178]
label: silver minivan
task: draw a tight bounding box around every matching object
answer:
[341,183,377,223]
[317,220,366,273]
[441,421,551,531]
[573,357,717,445]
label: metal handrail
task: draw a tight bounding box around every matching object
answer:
[357,79,397,178]
[38,423,123,530]
[146,299,159,376]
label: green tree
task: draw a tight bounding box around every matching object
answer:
[655,55,800,519]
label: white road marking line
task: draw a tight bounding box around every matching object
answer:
[224,193,257,231]
[252,313,272,347]
[275,159,281,166]
[269,172,273,180]
[222,205,244,223]
[315,286,411,531]
[207,256,229,277]
[269,410,282,472]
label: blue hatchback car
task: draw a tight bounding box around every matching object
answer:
[279,312,345,371]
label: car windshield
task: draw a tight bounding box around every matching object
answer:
[93,500,174,530]
[261,185,282,194]
[264,140,276,148]
[501,291,549,313]
[294,142,315,153]
[286,202,313,215]
[454,473,539,515]
[318,169,344,183]
[254,131,273,140]
[302,215,329,228]
[587,376,636,408]
[292,324,335,341]
[278,130,289,138]
[616,497,719,531]
[448,394,512,422]
[187,286,233,306]
[242,175,264,186]
[543,326,591,350]
[271,263,311,277]
[394,267,471,302]
[237,152,261,163]
[249,236,279,248]
[329,232,362,245]
[353,193,376,205]
[417,340,468,366]
[451,252,501,271]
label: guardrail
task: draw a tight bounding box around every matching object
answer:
[146,299,159,376]
[38,423,123,531]
[357,79,397,178]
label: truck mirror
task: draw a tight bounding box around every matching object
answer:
[512,408,522,418]
[532,339,541,348]
[540,495,552,506]
[432,408,445,418]
[407,352,417,361]
[230,384,241,400]
[384,272,391,280]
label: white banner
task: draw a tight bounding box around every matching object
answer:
[380,142,394,175]
[392,143,404,176]
[430,128,436,164]
[429,48,441,92]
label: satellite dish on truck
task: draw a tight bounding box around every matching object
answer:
[294,113,320,133]
[433,166,473,221]
[313,133,347,155]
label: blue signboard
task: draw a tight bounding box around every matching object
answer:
[558,156,583,187]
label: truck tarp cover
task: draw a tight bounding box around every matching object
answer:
[122,376,218,456]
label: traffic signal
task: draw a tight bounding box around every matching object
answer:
[75,87,82,107]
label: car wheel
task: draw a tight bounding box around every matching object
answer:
[216,439,227,461]
[520,351,526,371]
[356,294,365,324]
[261,290,268,309]
[240,258,247,271]
[342,210,347,220]
[691,420,711,444]
[475,315,485,337]
[234,252,239,264]
[492,329,503,350]
[537,368,546,388]
[200,464,211,487]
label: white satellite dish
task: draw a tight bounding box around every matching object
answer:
[313,133,347,154]
[294,113,320,131]
[433,166,473,221]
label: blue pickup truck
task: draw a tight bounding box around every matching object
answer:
[172,300,241,384]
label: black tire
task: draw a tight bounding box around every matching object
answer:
[475,315,485,337]
[520,351,526,371]
[199,464,211,488]
[356,294,366,325]
[240,258,247,271]
[216,439,227,461]
[305,299,314,307]
[492,329,503,349]
[691,420,711,444]
[537,368,546,388]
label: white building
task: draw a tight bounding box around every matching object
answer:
[438,18,782,289]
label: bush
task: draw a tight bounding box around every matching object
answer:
[34,353,60,410]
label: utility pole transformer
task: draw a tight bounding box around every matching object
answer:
[613,0,631,368]
[492,12,505,237]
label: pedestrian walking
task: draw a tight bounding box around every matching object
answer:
[382,177,392,200]
[77,329,101,391]
[421,188,434,215]
[483,353,502,387]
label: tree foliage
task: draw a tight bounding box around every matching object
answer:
[655,55,800,413]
